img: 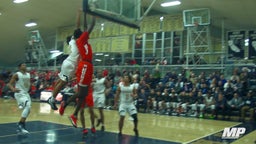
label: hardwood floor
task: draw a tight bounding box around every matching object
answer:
[0,98,255,144]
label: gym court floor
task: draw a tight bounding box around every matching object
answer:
[0,98,255,144]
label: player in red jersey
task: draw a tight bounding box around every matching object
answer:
[68,7,96,128]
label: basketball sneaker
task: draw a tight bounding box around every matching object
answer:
[82,129,88,136]
[69,114,77,128]
[101,125,105,131]
[133,128,139,137]
[47,97,58,110]
[91,127,96,134]
[59,101,65,116]
[17,123,29,135]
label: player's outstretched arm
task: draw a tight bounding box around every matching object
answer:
[88,16,96,34]
[76,9,83,29]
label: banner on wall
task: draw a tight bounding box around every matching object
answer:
[89,38,111,53]
[111,36,130,53]
[248,30,256,59]
[90,36,130,53]
[227,31,245,59]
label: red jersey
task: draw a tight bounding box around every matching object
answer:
[76,32,93,62]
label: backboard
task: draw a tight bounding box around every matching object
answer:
[84,0,157,29]
[183,8,210,27]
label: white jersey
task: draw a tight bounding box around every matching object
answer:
[58,38,79,81]
[93,77,106,94]
[15,71,30,94]
[119,85,134,104]
[65,38,79,63]
[205,96,213,105]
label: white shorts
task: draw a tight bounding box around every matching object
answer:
[119,103,137,116]
[14,93,31,109]
[58,59,76,82]
[93,92,105,108]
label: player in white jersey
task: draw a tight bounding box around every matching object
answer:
[7,63,31,135]
[93,70,109,131]
[47,10,82,110]
[114,74,139,137]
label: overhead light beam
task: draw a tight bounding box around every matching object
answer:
[161,1,181,7]
[13,0,29,4]
[25,22,37,27]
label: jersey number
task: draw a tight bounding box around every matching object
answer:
[84,44,88,55]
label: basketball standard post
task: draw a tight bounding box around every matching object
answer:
[183,8,212,66]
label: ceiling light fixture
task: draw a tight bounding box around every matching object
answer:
[50,50,60,53]
[161,1,181,7]
[25,22,37,27]
[13,0,29,4]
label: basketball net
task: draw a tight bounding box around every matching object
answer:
[193,22,199,31]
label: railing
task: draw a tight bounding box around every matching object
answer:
[4,63,251,78]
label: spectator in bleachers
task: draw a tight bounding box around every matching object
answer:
[215,92,229,119]
[162,88,171,115]
[195,91,206,118]
[188,89,200,117]
[219,74,227,88]
[204,91,215,118]
[152,90,163,114]
[0,78,5,97]
[178,91,190,116]
[155,82,165,93]
[227,92,244,119]
[230,68,240,83]
[240,90,255,122]
[146,89,155,113]
[169,88,179,115]
[138,79,151,94]
[136,88,147,113]
[224,80,234,101]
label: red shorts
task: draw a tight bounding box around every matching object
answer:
[76,60,93,86]
[81,87,94,108]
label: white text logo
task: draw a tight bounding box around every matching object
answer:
[222,127,246,139]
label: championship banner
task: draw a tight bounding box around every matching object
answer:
[248,30,256,59]
[227,31,245,59]
[111,36,130,53]
[90,38,111,53]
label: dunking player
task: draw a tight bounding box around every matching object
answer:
[114,74,139,137]
[47,9,82,110]
[93,69,110,131]
[68,6,96,127]
[7,63,31,135]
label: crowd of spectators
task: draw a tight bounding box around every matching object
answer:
[0,66,256,122]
